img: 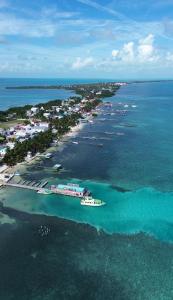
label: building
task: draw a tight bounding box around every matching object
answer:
[31,107,39,114]
[43,112,51,119]
[0,146,7,157]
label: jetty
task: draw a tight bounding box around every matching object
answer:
[4,180,48,191]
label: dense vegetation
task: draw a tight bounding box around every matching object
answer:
[83,99,102,112]
[0,99,64,121]
[3,130,53,166]
[0,134,5,143]
[51,113,80,136]
[2,113,81,166]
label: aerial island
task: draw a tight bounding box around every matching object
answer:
[0,82,126,172]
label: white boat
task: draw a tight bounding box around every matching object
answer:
[81,196,106,207]
[72,141,79,144]
[45,153,53,159]
[53,164,62,170]
[37,188,53,195]
[15,171,20,176]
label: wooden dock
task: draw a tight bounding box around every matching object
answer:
[4,181,48,191]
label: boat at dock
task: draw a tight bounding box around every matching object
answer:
[50,183,90,198]
[45,153,53,159]
[14,171,20,176]
[81,196,106,207]
[37,188,53,195]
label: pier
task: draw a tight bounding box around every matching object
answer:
[4,181,48,191]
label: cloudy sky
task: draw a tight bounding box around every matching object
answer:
[0,0,173,78]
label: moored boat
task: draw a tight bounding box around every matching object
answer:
[37,188,53,195]
[14,171,20,176]
[53,164,62,170]
[81,196,106,207]
[72,141,79,144]
[45,153,53,159]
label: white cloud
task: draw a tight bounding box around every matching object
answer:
[137,34,157,62]
[72,57,94,69]
[121,41,134,62]
[139,34,154,45]
[112,41,135,63]
[111,34,158,64]
[112,49,119,57]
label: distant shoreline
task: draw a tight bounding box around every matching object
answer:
[5,79,173,90]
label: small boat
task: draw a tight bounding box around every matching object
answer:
[37,188,53,195]
[104,132,114,135]
[81,196,106,207]
[99,118,106,122]
[72,141,79,144]
[15,171,20,176]
[53,164,62,170]
[116,132,125,136]
[45,153,53,159]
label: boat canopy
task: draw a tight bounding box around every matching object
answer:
[57,184,85,193]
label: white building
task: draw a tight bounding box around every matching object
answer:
[31,107,39,114]
[43,112,51,119]
[15,130,28,138]
[6,142,15,149]
[26,151,32,161]
[0,147,7,157]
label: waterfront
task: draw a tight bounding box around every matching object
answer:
[1,80,173,242]
[0,78,118,110]
[1,80,173,299]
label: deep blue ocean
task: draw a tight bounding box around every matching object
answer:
[1,79,173,243]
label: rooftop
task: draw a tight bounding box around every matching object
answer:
[57,184,85,193]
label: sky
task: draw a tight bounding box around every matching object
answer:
[0,0,173,79]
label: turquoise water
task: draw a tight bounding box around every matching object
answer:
[3,181,173,242]
[2,80,173,242]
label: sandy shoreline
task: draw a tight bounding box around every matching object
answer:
[5,121,86,175]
